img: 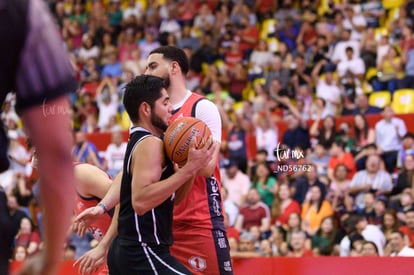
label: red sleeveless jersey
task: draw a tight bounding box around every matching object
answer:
[171,93,224,233]
[73,163,112,241]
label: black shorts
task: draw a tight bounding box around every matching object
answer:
[107,237,192,275]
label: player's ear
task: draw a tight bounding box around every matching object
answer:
[141,102,151,117]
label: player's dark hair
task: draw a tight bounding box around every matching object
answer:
[123,75,166,123]
[149,46,189,75]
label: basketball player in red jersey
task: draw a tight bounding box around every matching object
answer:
[32,152,114,274]
[74,46,233,274]
[145,46,233,274]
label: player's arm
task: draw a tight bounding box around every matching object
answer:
[21,97,75,271]
[73,171,122,235]
[132,136,215,215]
[74,204,119,275]
[195,99,222,176]
[75,163,112,199]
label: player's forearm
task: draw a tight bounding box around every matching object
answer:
[100,205,119,249]
[101,170,122,210]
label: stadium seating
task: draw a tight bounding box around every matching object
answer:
[391,89,414,114]
[369,91,391,108]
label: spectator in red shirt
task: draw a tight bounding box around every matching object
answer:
[328,140,356,181]
[235,188,271,234]
[14,217,41,256]
[287,230,314,257]
[271,183,301,227]
[235,16,259,56]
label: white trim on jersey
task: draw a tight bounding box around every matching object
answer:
[134,213,142,243]
[147,247,188,275]
[126,128,152,174]
[152,209,160,245]
[143,246,158,275]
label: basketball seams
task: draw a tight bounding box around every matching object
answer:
[170,120,201,165]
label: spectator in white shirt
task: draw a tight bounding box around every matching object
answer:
[342,6,367,41]
[375,106,407,173]
[389,231,414,256]
[331,29,360,64]
[104,131,127,178]
[95,77,119,130]
[349,154,393,211]
[222,186,239,227]
[337,46,366,82]
[312,60,342,116]
[221,159,251,207]
[122,0,143,21]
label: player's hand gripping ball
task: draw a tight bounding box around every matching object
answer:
[163,117,212,167]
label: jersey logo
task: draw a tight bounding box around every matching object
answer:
[176,113,184,119]
[188,256,206,271]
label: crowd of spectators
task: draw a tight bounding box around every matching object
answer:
[2,0,414,263]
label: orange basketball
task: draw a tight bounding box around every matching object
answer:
[163,117,212,166]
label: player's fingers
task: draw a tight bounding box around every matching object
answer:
[188,136,197,149]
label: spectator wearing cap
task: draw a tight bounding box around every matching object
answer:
[375,105,407,173]
[399,207,414,248]
[349,154,393,211]
[397,132,414,169]
[389,231,414,256]
[221,159,251,207]
[235,188,271,235]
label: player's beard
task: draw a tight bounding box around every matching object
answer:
[151,109,168,132]
[163,73,170,89]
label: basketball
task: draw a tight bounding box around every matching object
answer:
[163,117,212,166]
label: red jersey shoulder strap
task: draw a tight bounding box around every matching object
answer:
[171,93,206,120]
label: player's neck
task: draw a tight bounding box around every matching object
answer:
[133,122,163,137]
[168,80,188,105]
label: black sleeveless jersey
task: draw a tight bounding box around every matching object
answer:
[117,127,175,246]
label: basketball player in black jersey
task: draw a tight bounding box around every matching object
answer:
[107,75,216,274]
